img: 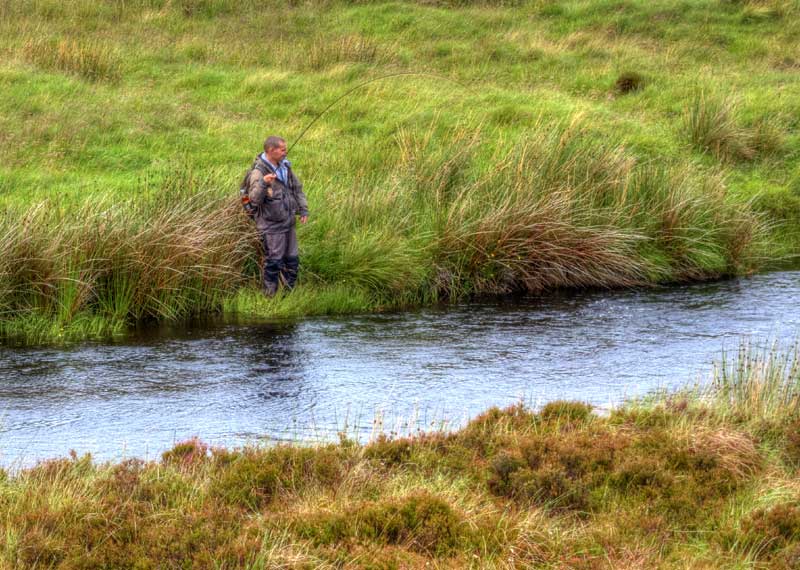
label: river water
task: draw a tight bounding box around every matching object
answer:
[1,271,798,467]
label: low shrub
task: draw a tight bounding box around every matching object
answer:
[614,71,647,94]
[295,492,468,557]
[487,452,526,496]
[538,400,594,425]
[162,437,211,468]
[784,417,800,466]
[741,503,800,557]
[211,444,347,510]
[364,435,414,466]
[22,451,94,484]
[486,419,761,524]
[457,404,536,455]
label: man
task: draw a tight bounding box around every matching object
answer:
[247,136,309,296]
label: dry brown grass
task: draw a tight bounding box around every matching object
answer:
[0,190,255,325]
[19,37,121,82]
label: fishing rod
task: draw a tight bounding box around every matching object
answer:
[287,71,474,154]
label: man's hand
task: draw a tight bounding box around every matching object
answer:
[300,215,308,224]
[263,173,277,185]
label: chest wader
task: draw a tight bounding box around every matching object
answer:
[262,230,299,295]
[260,163,300,296]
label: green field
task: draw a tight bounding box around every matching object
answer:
[3,342,800,569]
[1,0,799,342]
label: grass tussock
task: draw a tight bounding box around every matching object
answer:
[0,187,255,341]
[5,344,800,568]
[298,34,393,71]
[683,92,785,162]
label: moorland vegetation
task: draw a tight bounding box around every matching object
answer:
[3,342,800,568]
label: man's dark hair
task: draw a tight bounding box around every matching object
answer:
[264,136,286,152]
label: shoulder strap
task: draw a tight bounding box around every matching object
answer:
[253,157,270,175]
[285,163,295,191]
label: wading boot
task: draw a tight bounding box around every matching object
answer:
[282,256,299,291]
[263,280,278,297]
[263,257,282,297]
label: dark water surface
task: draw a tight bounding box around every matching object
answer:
[2,271,799,467]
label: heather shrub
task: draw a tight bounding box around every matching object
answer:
[210,451,283,510]
[22,452,94,484]
[211,444,347,510]
[295,492,468,557]
[740,503,800,557]
[487,452,526,496]
[784,417,800,466]
[457,404,536,455]
[364,435,414,466]
[486,419,761,524]
[538,400,594,425]
[162,437,211,468]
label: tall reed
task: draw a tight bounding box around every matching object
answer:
[708,340,800,420]
[0,190,256,336]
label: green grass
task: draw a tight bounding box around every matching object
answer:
[3,342,800,569]
[1,0,799,343]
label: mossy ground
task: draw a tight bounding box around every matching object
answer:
[0,0,799,343]
[3,344,800,569]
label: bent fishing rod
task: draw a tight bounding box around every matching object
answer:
[286,71,474,154]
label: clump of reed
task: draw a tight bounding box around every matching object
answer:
[395,117,767,295]
[19,37,121,83]
[0,188,255,341]
[707,340,800,421]
[683,92,785,162]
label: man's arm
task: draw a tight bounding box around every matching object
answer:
[291,169,309,222]
[247,169,268,206]
[248,170,277,206]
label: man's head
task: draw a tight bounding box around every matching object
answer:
[264,136,287,164]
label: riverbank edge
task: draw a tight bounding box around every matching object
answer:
[3,342,800,568]
[4,254,799,346]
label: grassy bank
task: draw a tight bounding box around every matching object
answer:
[1,0,798,342]
[3,342,800,568]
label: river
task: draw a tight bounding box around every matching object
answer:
[1,271,798,467]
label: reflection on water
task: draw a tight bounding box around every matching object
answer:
[1,271,799,466]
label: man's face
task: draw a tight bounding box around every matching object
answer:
[266,142,287,164]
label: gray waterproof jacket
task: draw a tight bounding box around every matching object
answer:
[247,155,309,235]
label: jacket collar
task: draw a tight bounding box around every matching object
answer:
[259,153,291,171]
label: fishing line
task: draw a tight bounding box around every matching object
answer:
[287,71,475,154]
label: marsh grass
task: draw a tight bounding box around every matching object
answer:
[0,116,771,343]
[683,92,785,163]
[708,340,800,421]
[0,189,255,341]
[6,343,800,568]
